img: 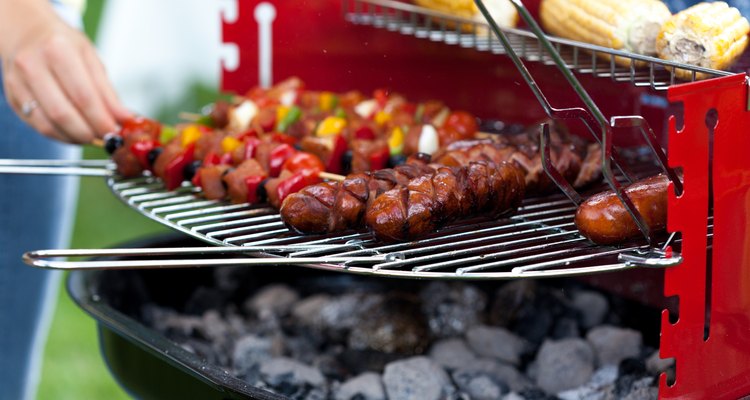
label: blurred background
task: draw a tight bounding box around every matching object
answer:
[37,1,226,398]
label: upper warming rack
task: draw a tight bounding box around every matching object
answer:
[342,0,735,89]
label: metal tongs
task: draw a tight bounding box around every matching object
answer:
[474,0,684,256]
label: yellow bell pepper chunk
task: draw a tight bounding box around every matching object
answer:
[388,126,405,155]
[276,106,290,125]
[374,110,391,126]
[181,125,203,148]
[319,92,338,112]
[221,136,242,154]
[316,116,347,137]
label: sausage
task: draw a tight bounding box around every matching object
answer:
[365,161,526,242]
[574,174,669,245]
[279,160,435,234]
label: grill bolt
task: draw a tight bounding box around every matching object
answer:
[104,135,124,155]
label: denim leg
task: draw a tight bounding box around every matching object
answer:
[0,73,81,400]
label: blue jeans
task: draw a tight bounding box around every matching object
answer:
[0,72,80,400]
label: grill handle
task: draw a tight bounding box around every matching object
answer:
[22,246,390,270]
[0,159,112,176]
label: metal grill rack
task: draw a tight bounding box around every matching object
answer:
[342,0,735,89]
[45,170,691,280]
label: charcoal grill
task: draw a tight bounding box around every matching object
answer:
[3,0,750,398]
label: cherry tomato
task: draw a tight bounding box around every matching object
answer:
[443,111,478,139]
[373,89,389,108]
[282,152,325,175]
[120,117,161,139]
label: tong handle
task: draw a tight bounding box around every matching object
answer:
[0,159,112,176]
[23,246,386,270]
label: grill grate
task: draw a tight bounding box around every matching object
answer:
[342,0,735,89]
[107,170,701,279]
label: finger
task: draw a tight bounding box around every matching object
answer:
[82,45,133,123]
[45,38,119,135]
[19,58,95,144]
[4,72,68,143]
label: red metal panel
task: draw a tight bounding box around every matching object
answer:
[661,73,750,399]
[221,0,659,144]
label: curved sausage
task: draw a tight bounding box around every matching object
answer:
[574,174,669,245]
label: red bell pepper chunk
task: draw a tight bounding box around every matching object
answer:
[191,170,202,187]
[237,130,258,141]
[202,152,221,166]
[401,102,417,115]
[120,116,161,139]
[164,143,195,190]
[325,134,348,174]
[244,137,262,160]
[374,89,389,108]
[354,126,376,140]
[269,143,297,177]
[245,175,266,204]
[130,140,158,169]
[276,171,322,205]
[369,145,390,171]
[272,132,297,146]
[219,153,233,165]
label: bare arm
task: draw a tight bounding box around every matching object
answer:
[0,0,131,143]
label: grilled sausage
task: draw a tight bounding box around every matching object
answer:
[366,161,526,242]
[574,174,669,245]
[279,160,435,234]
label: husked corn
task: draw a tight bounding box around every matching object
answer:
[540,0,671,65]
[657,2,749,80]
[413,0,517,30]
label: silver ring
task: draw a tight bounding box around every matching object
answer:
[21,100,38,117]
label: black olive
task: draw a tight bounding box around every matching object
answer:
[146,147,163,167]
[293,142,303,151]
[341,149,353,174]
[387,154,407,168]
[256,178,269,203]
[413,152,432,164]
[104,135,124,155]
[182,160,202,182]
[220,167,234,190]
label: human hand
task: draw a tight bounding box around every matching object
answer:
[0,1,132,144]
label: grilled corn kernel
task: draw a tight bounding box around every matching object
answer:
[181,125,202,148]
[414,0,518,29]
[221,136,242,154]
[316,116,347,137]
[657,1,749,80]
[540,0,671,64]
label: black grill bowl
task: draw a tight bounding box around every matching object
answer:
[66,234,285,400]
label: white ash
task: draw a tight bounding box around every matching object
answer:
[259,357,328,400]
[142,278,665,400]
[334,372,386,400]
[420,281,487,338]
[428,338,477,371]
[244,284,299,319]
[572,290,610,330]
[382,356,455,400]
[466,325,528,366]
[586,325,643,366]
[535,338,596,394]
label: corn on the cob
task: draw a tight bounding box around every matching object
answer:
[413,0,518,30]
[657,2,749,80]
[540,0,672,65]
